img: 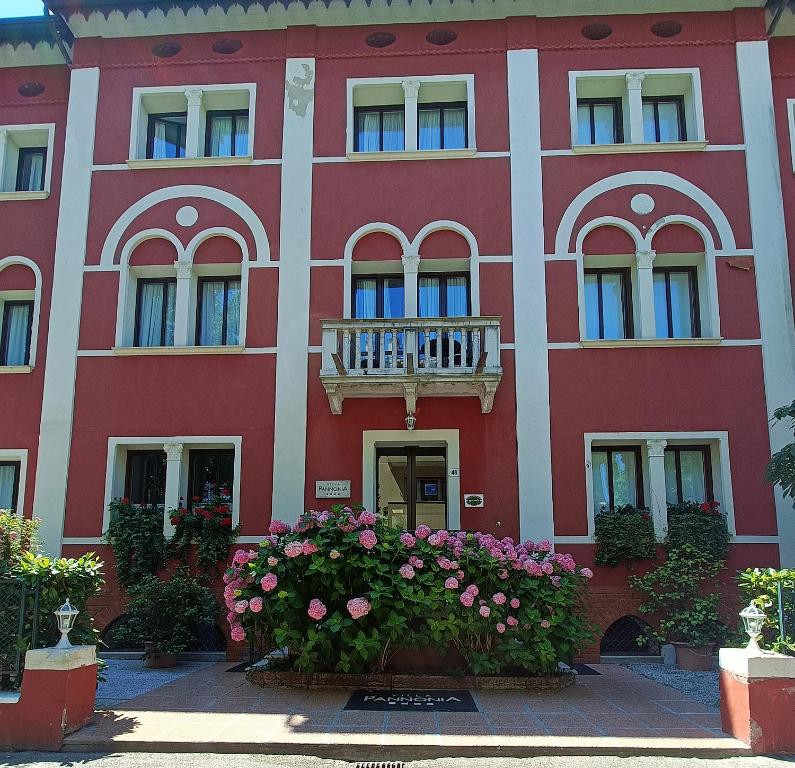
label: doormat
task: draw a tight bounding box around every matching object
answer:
[345,690,478,712]
[573,664,601,675]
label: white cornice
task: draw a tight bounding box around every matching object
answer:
[0,41,68,68]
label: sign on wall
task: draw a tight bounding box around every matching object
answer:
[315,480,351,499]
[464,493,484,508]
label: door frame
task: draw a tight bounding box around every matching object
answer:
[363,429,461,530]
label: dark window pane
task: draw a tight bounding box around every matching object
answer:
[584,270,629,340]
[0,462,20,509]
[197,278,240,346]
[1,301,32,366]
[135,280,176,347]
[16,148,46,192]
[189,450,234,505]
[149,114,187,159]
[125,451,166,507]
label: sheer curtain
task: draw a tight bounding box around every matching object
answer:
[0,464,15,509]
[3,303,31,365]
[418,277,440,317]
[152,121,168,159]
[22,152,45,191]
[137,283,165,347]
[419,109,441,150]
[446,277,468,317]
[358,112,381,152]
[234,116,250,156]
[210,116,234,157]
[382,111,405,151]
[443,107,466,149]
[199,281,225,345]
[226,280,241,344]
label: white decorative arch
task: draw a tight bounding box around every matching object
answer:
[574,216,645,255]
[185,227,250,264]
[646,214,717,253]
[0,256,43,368]
[411,220,479,260]
[118,229,186,268]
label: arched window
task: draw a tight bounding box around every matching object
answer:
[0,257,42,369]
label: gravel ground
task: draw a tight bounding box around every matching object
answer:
[624,663,720,708]
[96,659,215,709]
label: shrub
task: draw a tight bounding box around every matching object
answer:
[104,499,167,590]
[766,400,795,501]
[594,505,656,567]
[667,501,730,561]
[0,512,39,573]
[737,567,795,655]
[169,487,240,569]
[222,507,594,676]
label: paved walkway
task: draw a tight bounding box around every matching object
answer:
[65,663,750,758]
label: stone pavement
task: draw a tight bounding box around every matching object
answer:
[64,663,751,758]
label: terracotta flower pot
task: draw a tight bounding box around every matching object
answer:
[672,641,714,671]
[143,641,178,669]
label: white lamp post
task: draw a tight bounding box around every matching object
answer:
[54,598,80,650]
[739,602,766,654]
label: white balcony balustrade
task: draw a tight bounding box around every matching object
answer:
[320,316,502,415]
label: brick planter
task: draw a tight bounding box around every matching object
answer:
[246,667,575,691]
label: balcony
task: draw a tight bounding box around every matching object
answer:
[320,316,502,415]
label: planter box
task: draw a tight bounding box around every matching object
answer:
[246,667,575,691]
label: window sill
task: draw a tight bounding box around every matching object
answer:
[0,191,49,201]
[112,345,245,356]
[126,156,253,170]
[0,365,33,374]
[571,141,708,155]
[580,337,722,349]
[346,148,477,162]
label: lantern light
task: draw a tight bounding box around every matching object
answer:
[405,412,417,432]
[54,598,79,650]
[739,602,766,653]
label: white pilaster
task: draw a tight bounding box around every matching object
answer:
[508,49,554,544]
[646,438,668,539]
[636,249,657,338]
[737,41,795,566]
[626,72,646,144]
[184,88,203,159]
[402,251,420,318]
[173,261,193,346]
[272,58,315,522]
[163,442,183,535]
[33,68,100,555]
[0,129,8,192]
[402,79,420,152]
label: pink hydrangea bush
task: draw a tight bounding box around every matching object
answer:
[223,505,593,675]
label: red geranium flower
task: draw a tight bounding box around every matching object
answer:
[121,497,130,504]
[220,518,232,528]
[191,496,201,503]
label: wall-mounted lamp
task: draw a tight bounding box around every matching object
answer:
[405,412,417,432]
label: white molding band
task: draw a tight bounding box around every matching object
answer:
[32,67,100,556]
[737,40,795,567]
[271,58,316,522]
[507,49,554,544]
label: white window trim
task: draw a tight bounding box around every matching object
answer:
[128,84,256,165]
[0,448,27,513]
[0,255,43,369]
[582,431,736,542]
[568,68,706,151]
[346,74,476,159]
[0,123,56,198]
[102,436,242,535]
[786,98,795,173]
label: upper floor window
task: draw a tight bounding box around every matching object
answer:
[354,276,405,319]
[188,449,234,507]
[664,445,713,504]
[584,268,632,340]
[576,98,623,146]
[206,110,249,158]
[418,274,470,317]
[134,278,176,347]
[653,267,700,338]
[355,105,405,152]
[196,277,241,346]
[15,148,47,192]
[125,450,166,507]
[592,446,644,510]
[643,96,686,143]
[147,113,187,160]
[0,125,55,196]
[418,102,467,150]
[0,461,20,510]
[0,300,33,366]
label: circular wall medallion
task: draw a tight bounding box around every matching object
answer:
[176,206,199,228]
[151,41,182,58]
[631,193,656,216]
[581,23,613,41]
[366,32,396,48]
[212,39,243,54]
[426,29,457,46]
[651,20,683,38]
[18,82,45,97]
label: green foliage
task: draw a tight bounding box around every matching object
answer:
[169,488,240,569]
[737,567,795,655]
[110,567,217,657]
[0,512,39,574]
[667,501,730,561]
[594,505,656,567]
[104,499,166,590]
[224,509,594,676]
[766,400,795,500]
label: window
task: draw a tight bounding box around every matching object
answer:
[418,274,470,317]
[134,279,176,348]
[188,449,234,506]
[665,445,713,504]
[146,113,187,159]
[576,98,623,145]
[418,102,467,150]
[643,96,686,142]
[354,106,405,152]
[592,446,644,510]
[124,450,166,507]
[653,267,700,338]
[205,110,249,158]
[0,301,33,366]
[196,277,241,346]
[584,269,633,340]
[15,148,46,192]
[0,461,20,510]
[354,276,405,319]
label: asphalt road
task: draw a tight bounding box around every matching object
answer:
[1,755,794,768]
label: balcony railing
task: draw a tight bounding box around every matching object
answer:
[320,316,502,415]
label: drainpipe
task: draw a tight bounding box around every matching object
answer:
[43,5,73,66]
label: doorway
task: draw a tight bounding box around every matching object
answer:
[376,446,447,530]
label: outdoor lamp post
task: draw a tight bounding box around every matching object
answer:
[54,598,80,650]
[739,602,766,654]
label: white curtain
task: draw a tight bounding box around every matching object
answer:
[355,279,377,318]
[199,281,225,345]
[210,116,234,157]
[234,116,249,156]
[446,276,468,317]
[0,464,16,509]
[3,303,30,365]
[443,107,466,149]
[226,280,241,344]
[23,152,45,191]
[382,111,405,151]
[152,121,168,159]
[418,277,440,317]
[137,283,164,347]
[419,109,441,150]
[358,112,381,152]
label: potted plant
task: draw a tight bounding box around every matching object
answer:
[110,568,217,668]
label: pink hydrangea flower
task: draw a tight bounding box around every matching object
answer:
[329,549,341,559]
[550,575,562,587]
[540,619,551,629]
[541,561,554,575]
[465,584,479,597]
[267,556,279,567]
[249,597,263,614]
[284,541,304,558]
[400,532,416,548]
[269,520,290,535]
[506,616,519,627]
[358,511,376,526]
[496,623,506,634]
[498,569,509,581]
[303,540,319,555]
[409,556,424,569]
[580,567,593,579]
[479,605,491,618]
[460,591,475,608]
[456,570,465,580]
[234,600,248,614]
[427,534,441,547]
[308,598,327,621]
[232,550,249,565]
[444,577,459,590]
[347,597,372,619]
[359,529,377,550]
[492,592,506,605]
[415,524,432,540]
[399,564,416,580]
[510,598,520,609]
[537,540,552,552]
[230,623,246,642]
[260,573,278,592]
[226,611,235,623]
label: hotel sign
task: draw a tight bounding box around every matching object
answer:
[315,480,351,498]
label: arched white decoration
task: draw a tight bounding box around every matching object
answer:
[646,214,716,253]
[176,206,199,227]
[631,193,655,216]
[411,220,478,260]
[0,256,43,368]
[574,216,645,255]
[185,227,250,264]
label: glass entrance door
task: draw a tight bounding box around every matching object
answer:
[376,446,447,530]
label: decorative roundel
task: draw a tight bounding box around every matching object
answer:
[18,82,45,98]
[175,206,199,228]
[581,23,613,41]
[366,32,396,48]
[151,41,182,58]
[651,20,683,38]
[631,193,656,216]
[426,29,457,46]
[212,39,243,55]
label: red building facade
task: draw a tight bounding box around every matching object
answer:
[1,0,794,653]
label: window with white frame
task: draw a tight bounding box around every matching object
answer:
[591,445,644,511]
[130,85,255,162]
[571,69,704,149]
[0,125,55,195]
[0,298,33,365]
[664,444,713,504]
[195,276,241,346]
[584,267,634,340]
[0,460,20,510]
[348,75,475,156]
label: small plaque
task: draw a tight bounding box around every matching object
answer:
[464,494,484,508]
[449,468,460,477]
[315,480,351,499]
[344,690,477,712]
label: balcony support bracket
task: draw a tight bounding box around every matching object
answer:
[403,383,418,414]
[323,382,344,415]
[479,380,499,414]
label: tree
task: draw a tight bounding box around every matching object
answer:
[766,400,795,501]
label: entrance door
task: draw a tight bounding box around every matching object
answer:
[376,446,447,530]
